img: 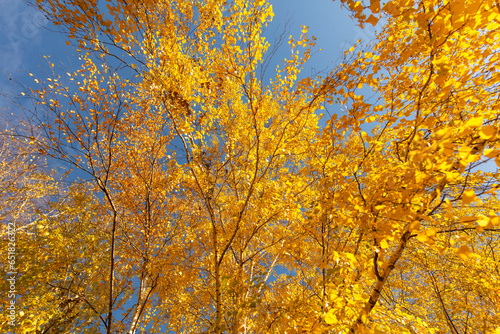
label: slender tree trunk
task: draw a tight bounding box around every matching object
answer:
[213,219,222,333]
[127,275,149,334]
[350,230,411,333]
[106,210,117,334]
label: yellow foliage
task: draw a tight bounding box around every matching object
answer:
[3,0,499,333]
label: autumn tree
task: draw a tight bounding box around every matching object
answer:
[2,0,499,333]
[16,1,325,333]
[0,125,108,333]
[0,125,52,229]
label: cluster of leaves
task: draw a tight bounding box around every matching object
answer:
[0,127,107,333]
[1,0,499,333]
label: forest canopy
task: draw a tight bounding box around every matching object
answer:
[1,0,500,333]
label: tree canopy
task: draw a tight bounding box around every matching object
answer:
[1,0,500,333]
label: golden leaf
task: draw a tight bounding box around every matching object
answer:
[462,189,477,204]
[457,245,472,260]
[479,125,497,139]
[466,116,484,128]
[325,309,337,324]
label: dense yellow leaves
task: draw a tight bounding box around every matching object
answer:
[318,0,500,331]
[3,0,499,332]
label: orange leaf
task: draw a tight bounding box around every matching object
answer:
[366,14,379,26]
[462,189,477,204]
[479,125,496,139]
[457,245,472,259]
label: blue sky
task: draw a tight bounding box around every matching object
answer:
[0,0,51,110]
[0,0,384,109]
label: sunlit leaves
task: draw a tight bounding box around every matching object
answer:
[315,0,500,331]
[9,0,500,332]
